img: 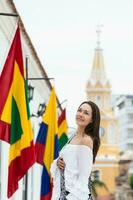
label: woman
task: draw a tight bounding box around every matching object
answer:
[50,101,100,200]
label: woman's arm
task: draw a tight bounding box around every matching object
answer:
[50,156,66,178]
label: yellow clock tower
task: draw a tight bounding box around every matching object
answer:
[86,26,119,196]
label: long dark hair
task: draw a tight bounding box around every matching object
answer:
[79,101,100,163]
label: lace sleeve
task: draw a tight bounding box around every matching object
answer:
[50,158,59,178]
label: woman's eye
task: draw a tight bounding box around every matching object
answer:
[84,111,89,115]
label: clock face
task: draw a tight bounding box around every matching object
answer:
[99,126,105,138]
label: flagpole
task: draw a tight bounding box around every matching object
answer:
[0,13,18,17]
[25,56,29,200]
[57,99,67,108]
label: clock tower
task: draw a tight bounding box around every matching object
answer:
[86,26,119,196]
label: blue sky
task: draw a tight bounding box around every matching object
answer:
[13,0,133,127]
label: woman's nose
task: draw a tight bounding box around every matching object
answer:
[78,112,83,116]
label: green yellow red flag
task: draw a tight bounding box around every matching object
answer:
[0,26,35,198]
[58,108,68,150]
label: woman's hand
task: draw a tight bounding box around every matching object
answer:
[57,157,65,170]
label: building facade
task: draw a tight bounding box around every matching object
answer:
[114,95,133,173]
[86,32,119,196]
[0,1,62,200]
[114,95,133,151]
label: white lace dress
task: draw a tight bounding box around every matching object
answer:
[50,143,93,200]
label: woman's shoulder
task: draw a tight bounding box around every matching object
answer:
[80,135,93,149]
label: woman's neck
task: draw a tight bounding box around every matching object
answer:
[76,127,85,137]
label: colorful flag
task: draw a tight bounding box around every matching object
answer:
[35,87,59,200]
[58,108,68,150]
[0,26,35,198]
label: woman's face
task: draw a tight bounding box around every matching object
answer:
[75,103,93,128]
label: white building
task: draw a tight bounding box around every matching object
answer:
[114,95,133,151]
[0,1,62,200]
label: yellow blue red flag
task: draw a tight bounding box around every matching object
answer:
[35,87,59,200]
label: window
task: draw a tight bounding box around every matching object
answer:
[127,143,133,150]
[108,124,116,144]
[129,161,133,174]
[127,128,133,138]
[92,170,101,181]
[96,96,102,107]
[99,126,105,138]
[118,101,125,110]
[127,114,133,122]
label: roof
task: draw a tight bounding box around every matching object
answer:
[7,0,62,111]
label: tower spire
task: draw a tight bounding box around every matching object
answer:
[96,24,103,49]
[89,24,108,85]
[86,25,111,109]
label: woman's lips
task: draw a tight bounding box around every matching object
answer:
[76,117,84,122]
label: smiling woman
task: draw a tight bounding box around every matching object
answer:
[76,103,93,128]
[50,101,101,200]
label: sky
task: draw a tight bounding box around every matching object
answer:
[13,0,133,128]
